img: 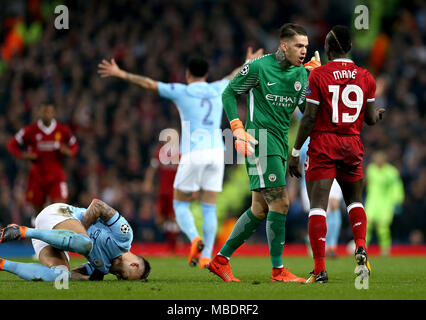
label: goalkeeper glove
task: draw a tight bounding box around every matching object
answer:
[304,51,321,71]
[230,119,258,157]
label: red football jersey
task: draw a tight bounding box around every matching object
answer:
[306,58,376,135]
[7,119,78,175]
[150,144,179,196]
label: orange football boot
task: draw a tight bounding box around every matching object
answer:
[199,257,211,269]
[207,255,241,282]
[188,236,204,267]
[0,224,28,243]
[271,267,306,282]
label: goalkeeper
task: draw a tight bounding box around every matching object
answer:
[208,23,321,282]
[365,151,404,255]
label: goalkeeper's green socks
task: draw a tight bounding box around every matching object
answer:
[266,211,287,268]
[219,208,262,258]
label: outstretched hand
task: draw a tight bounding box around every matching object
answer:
[304,51,321,71]
[98,59,123,78]
[245,46,264,62]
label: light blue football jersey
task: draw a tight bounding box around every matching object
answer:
[70,205,133,275]
[158,79,229,154]
[299,137,310,190]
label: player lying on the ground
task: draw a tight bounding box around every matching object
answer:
[0,199,150,281]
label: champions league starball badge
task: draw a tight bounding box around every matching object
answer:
[120,223,130,234]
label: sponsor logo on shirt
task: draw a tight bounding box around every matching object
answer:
[265,94,295,107]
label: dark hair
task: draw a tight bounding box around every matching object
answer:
[327,25,352,54]
[40,102,55,108]
[279,23,308,40]
[140,256,151,282]
[187,57,209,77]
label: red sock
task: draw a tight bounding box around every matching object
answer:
[348,203,367,250]
[308,209,327,274]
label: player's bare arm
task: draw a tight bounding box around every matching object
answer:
[288,102,319,178]
[223,46,264,80]
[70,264,90,280]
[21,152,38,160]
[80,198,117,230]
[364,101,386,125]
[97,58,158,92]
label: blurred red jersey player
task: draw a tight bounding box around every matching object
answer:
[143,138,180,252]
[7,103,78,215]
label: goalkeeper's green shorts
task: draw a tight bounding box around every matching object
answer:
[245,155,287,191]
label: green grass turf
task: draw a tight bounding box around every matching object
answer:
[0,256,425,300]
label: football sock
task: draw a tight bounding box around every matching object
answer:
[201,202,218,259]
[266,211,287,268]
[24,228,92,256]
[173,200,199,242]
[377,223,392,255]
[308,209,327,274]
[219,208,262,258]
[0,258,70,282]
[347,203,367,249]
[325,209,341,249]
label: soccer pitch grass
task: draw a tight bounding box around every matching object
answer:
[0,256,425,300]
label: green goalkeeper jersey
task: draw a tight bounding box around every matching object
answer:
[222,53,308,159]
[365,163,404,213]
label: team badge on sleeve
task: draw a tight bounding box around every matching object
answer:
[240,64,249,76]
[120,223,130,234]
[294,81,302,91]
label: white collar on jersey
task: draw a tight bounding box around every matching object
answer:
[333,58,354,63]
[37,119,57,135]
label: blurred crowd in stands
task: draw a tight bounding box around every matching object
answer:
[0,0,424,245]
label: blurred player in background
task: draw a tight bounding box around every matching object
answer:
[365,151,404,256]
[0,199,150,282]
[289,25,386,283]
[143,137,180,253]
[208,23,321,283]
[6,103,78,216]
[325,182,343,257]
[98,47,263,268]
[299,138,343,258]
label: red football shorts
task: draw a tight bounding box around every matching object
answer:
[26,170,68,207]
[305,132,364,182]
[156,193,175,219]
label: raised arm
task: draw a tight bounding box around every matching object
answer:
[80,198,117,230]
[98,59,158,92]
[223,47,264,80]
